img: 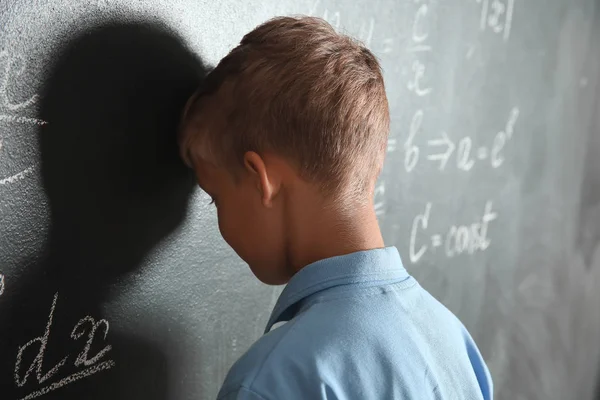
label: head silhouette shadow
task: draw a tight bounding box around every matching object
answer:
[0,20,209,400]
[39,20,207,297]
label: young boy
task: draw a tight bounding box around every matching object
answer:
[179,16,492,400]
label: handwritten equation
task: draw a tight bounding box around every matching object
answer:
[308,0,517,60]
[13,292,115,400]
[307,0,399,55]
[308,0,375,47]
[402,0,434,175]
[476,0,516,41]
[409,201,498,264]
[398,2,520,174]
[0,51,47,187]
[409,106,521,172]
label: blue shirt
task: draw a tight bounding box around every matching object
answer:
[217,247,493,399]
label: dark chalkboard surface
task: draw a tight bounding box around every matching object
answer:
[0,1,599,399]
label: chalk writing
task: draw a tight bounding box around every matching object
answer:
[0,165,36,185]
[0,114,47,126]
[0,51,39,111]
[382,38,395,54]
[71,317,112,367]
[427,131,455,170]
[357,18,375,48]
[14,292,115,399]
[491,107,520,168]
[409,201,498,263]
[409,202,431,263]
[323,9,341,29]
[431,234,442,248]
[0,273,5,296]
[407,60,432,96]
[412,1,430,44]
[475,0,516,41]
[421,107,520,171]
[387,138,397,152]
[19,361,115,400]
[15,294,66,388]
[0,52,47,125]
[444,201,497,257]
[457,137,475,171]
[404,0,433,173]
[0,51,47,187]
[308,0,376,48]
[404,110,423,172]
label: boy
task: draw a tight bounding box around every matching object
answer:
[179,16,492,400]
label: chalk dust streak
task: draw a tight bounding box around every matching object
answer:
[0,114,47,126]
[0,166,35,185]
[19,360,116,400]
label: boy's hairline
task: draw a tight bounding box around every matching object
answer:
[179,15,388,202]
[181,88,384,201]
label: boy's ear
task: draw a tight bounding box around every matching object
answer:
[243,151,279,208]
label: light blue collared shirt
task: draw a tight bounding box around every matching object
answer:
[217,247,493,399]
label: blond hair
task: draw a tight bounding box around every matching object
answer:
[179,16,390,199]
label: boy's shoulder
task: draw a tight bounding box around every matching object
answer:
[217,270,491,399]
[217,247,492,399]
[218,296,403,400]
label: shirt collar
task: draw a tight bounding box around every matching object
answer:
[265,246,409,333]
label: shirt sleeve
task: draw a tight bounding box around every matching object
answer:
[217,386,269,400]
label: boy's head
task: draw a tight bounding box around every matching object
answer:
[179,16,389,284]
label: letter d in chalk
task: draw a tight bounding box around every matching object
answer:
[14,293,67,387]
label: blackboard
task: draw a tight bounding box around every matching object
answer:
[0,1,599,399]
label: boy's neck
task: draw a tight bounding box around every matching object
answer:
[286,193,385,275]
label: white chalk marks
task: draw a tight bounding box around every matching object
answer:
[427,131,455,170]
[400,0,519,264]
[403,0,433,173]
[15,294,68,388]
[404,109,424,173]
[0,273,5,296]
[0,165,36,185]
[475,0,516,41]
[308,0,376,48]
[0,51,47,187]
[0,51,40,112]
[407,60,432,97]
[409,201,498,264]
[19,361,115,400]
[405,107,520,173]
[14,292,115,399]
[71,317,112,367]
[0,114,47,126]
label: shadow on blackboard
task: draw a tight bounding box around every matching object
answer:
[0,20,208,399]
